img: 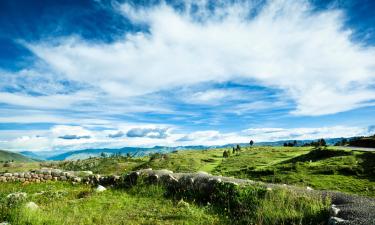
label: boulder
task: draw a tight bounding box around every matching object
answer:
[72,177,82,183]
[330,204,340,216]
[95,185,107,192]
[328,217,346,225]
[7,192,27,199]
[25,202,39,211]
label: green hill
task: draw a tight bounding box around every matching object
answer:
[349,135,375,147]
[0,149,35,163]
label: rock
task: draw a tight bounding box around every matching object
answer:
[330,204,340,216]
[72,177,82,183]
[0,222,10,225]
[147,174,159,184]
[328,216,346,225]
[197,171,209,176]
[25,202,39,211]
[4,173,12,177]
[51,169,62,177]
[7,192,27,199]
[95,185,107,192]
[306,186,313,191]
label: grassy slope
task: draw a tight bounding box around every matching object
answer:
[0,181,329,225]
[0,150,35,163]
[137,147,375,196]
[4,146,375,196]
[0,182,223,225]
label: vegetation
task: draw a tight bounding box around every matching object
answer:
[348,135,375,148]
[0,150,35,163]
[1,146,374,198]
[1,145,374,224]
[0,182,222,225]
[0,179,330,225]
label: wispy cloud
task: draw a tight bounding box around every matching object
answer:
[0,0,374,151]
[24,0,375,116]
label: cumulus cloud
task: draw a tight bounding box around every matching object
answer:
[24,0,375,116]
[126,127,169,139]
[108,131,124,138]
[58,135,91,140]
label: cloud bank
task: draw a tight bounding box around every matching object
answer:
[25,0,375,116]
[0,124,372,152]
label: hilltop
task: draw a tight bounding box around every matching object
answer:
[0,149,35,163]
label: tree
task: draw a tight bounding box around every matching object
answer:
[250,140,254,147]
[319,138,327,147]
[100,152,106,158]
[223,150,229,158]
[293,140,297,146]
[232,147,236,154]
[236,144,241,152]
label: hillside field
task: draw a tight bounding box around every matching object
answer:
[2,146,374,197]
[0,150,36,163]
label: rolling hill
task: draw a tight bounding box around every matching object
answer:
[0,149,35,162]
[19,137,351,161]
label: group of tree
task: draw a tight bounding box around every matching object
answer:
[301,138,327,147]
[283,140,298,147]
[348,136,375,148]
[334,138,348,146]
[223,140,255,158]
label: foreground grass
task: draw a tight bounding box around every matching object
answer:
[0,180,329,225]
[0,182,223,225]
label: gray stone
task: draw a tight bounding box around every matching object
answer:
[95,185,107,192]
[328,217,346,225]
[330,204,340,216]
[25,202,39,211]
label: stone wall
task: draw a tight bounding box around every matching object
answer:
[0,169,90,183]
[1,168,374,225]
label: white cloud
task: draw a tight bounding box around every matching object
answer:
[243,126,370,141]
[24,0,375,116]
[0,124,372,152]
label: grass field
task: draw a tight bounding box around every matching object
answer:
[0,180,330,225]
[1,146,374,197]
[0,150,35,163]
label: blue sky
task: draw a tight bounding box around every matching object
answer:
[0,0,374,152]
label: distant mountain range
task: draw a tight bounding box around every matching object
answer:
[17,137,348,161]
